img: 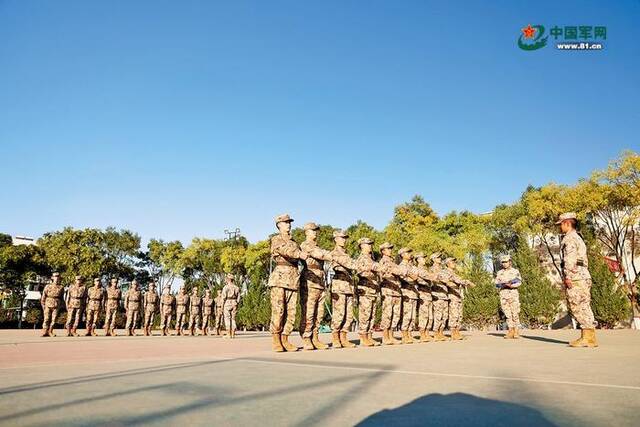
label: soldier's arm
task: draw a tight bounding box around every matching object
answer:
[333,253,356,271]
[40,285,48,308]
[562,237,579,280]
[272,238,305,260]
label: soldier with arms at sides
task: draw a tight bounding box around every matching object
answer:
[143,281,159,336]
[188,287,202,336]
[495,255,522,339]
[65,275,87,337]
[221,273,241,338]
[85,277,105,336]
[201,289,214,335]
[104,278,121,336]
[40,272,64,337]
[124,279,142,336]
[174,285,189,336]
[159,284,175,336]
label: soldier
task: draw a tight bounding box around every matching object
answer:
[174,285,189,336]
[329,230,357,349]
[379,242,403,345]
[201,289,214,335]
[188,287,202,336]
[65,275,87,337]
[40,272,64,337]
[354,237,385,347]
[398,248,420,344]
[299,222,333,350]
[221,273,241,338]
[85,277,105,336]
[430,253,450,341]
[214,290,224,335]
[557,212,598,347]
[143,281,159,336]
[159,284,175,336]
[414,252,438,342]
[442,257,475,341]
[268,213,308,352]
[124,279,142,336]
[495,255,522,339]
[104,278,121,336]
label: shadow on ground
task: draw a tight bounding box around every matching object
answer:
[487,333,569,345]
[356,392,557,427]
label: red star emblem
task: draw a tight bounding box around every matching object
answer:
[522,24,536,39]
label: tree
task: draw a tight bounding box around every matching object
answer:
[181,238,225,291]
[146,239,184,289]
[0,233,12,248]
[462,252,500,329]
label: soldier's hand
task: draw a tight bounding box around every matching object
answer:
[564,278,573,288]
[299,251,309,261]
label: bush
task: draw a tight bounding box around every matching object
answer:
[463,253,500,329]
[24,307,43,326]
[237,280,270,330]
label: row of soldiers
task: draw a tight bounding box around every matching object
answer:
[39,272,241,338]
[267,214,477,352]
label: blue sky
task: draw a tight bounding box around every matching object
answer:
[1,1,638,244]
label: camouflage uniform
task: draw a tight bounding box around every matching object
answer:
[299,232,331,341]
[201,291,214,335]
[214,292,224,334]
[399,257,419,334]
[379,253,403,331]
[495,265,522,330]
[85,279,104,336]
[414,253,439,342]
[221,278,241,337]
[188,290,202,335]
[124,284,142,335]
[104,282,121,336]
[40,274,64,337]
[430,259,449,338]
[175,289,189,335]
[354,238,385,346]
[329,243,355,334]
[65,277,87,336]
[442,259,474,340]
[159,287,175,336]
[143,285,159,335]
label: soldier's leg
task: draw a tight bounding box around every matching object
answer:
[49,309,59,336]
[566,280,596,329]
[418,300,428,331]
[301,288,320,350]
[391,297,402,330]
[298,286,310,338]
[316,290,326,330]
[125,311,132,334]
[358,296,373,334]
[380,296,391,330]
[41,307,51,336]
[73,308,81,330]
[331,293,345,332]
[231,306,237,332]
[401,298,412,331]
[427,301,434,331]
[269,287,286,334]
[283,290,298,336]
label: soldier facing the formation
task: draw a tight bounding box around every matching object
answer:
[299,222,333,350]
[175,285,189,336]
[143,281,159,336]
[398,248,420,344]
[201,289,214,335]
[85,277,104,336]
[65,275,87,337]
[268,214,308,352]
[124,279,142,336]
[104,278,121,336]
[379,242,403,345]
[40,272,64,337]
[495,255,522,339]
[442,257,475,341]
[221,273,241,338]
[188,287,202,336]
[214,290,224,335]
[329,230,357,349]
[430,253,450,341]
[558,212,598,348]
[159,284,175,336]
[354,237,384,347]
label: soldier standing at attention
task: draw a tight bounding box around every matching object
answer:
[40,272,64,337]
[268,214,308,352]
[104,278,121,336]
[378,243,403,345]
[221,273,241,338]
[85,277,105,336]
[299,222,333,350]
[174,285,189,336]
[414,253,437,342]
[143,281,159,336]
[188,287,203,336]
[124,279,142,336]
[159,284,175,336]
[354,237,385,347]
[214,290,224,336]
[430,253,450,341]
[398,248,420,344]
[201,289,214,335]
[495,255,522,339]
[329,230,357,349]
[557,212,598,347]
[65,275,87,337]
[442,257,475,341]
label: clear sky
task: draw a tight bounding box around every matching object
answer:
[1,1,638,244]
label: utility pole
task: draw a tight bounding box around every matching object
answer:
[224,228,241,243]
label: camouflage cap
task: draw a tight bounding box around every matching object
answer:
[275,213,294,224]
[304,222,320,231]
[379,242,394,251]
[398,247,413,256]
[430,252,442,261]
[500,255,511,263]
[414,252,426,259]
[75,275,83,280]
[358,237,374,246]
[333,229,348,239]
[556,212,577,224]
[93,277,101,282]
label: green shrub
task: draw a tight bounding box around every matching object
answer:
[463,253,500,329]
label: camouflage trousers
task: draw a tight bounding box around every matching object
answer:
[42,307,59,330]
[331,293,354,333]
[417,298,433,331]
[432,299,449,332]
[86,309,100,329]
[175,311,187,331]
[566,279,595,329]
[160,311,172,330]
[215,312,224,330]
[380,295,402,330]
[188,312,201,330]
[299,286,326,338]
[125,309,139,330]
[65,307,82,329]
[144,309,156,328]
[499,289,520,328]
[270,287,298,335]
[202,313,212,331]
[224,301,237,331]
[104,307,118,331]
[401,297,418,331]
[448,296,463,329]
[358,295,377,333]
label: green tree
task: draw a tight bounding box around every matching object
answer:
[462,253,499,329]
[146,239,184,289]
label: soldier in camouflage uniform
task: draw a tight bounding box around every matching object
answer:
[442,257,474,341]
[414,252,438,342]
[201,289,214,335]
[557,212,598,347]
[379,242,404,345]
[299,222,333,350]
[430,253,450,341]
[354,237,386,347]
[495,255,522,339]
[104,278,121,336]
[174,285,189,336]
[188,287,202,336]
[40,273,64,337]
[124,279,142,336]
[268,214,308,352]
[159,284,175,336]
[65,275,87,337]
[221,273,241,338]
[85,277,104,336]
[329,230,357,349]
[398,248,420,344]
[214,291,224,335]
[143,282,159,336]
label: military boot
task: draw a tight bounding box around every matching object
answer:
[504,328,514,339]
[105,327,111,337]
[433,330,447,341]
[48,326,56,337]
[451,328,464,340]
[368,332,380,346]
[281,334,300,351]
[111,327,117,336]
[332,331,343,348]
[66,326,73,337]
[569,329,588,347]
[85,326,92,337]
[92,326,98,336]
[41,328,50,337]
[72,327,79,337]
[584,328,598,347]
[272,333,286,352]
[513,328,520,339]
[401,331,413,344]
[341,331,357,348]
[143,326,149,336]
[312,331,328,350]
[359,333,373,347]
[419,330,431,342]
[390,330,402,344]
[302,337,316,350]
[381,329,393,345]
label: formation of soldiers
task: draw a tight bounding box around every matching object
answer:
[39,272,240,338]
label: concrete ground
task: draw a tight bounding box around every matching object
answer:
[0,328,638,427]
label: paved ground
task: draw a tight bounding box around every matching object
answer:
[0,329,638,427]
